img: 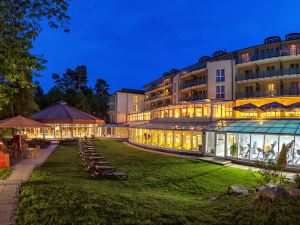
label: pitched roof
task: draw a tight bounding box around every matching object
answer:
[116,88,144,95]
[31,101,105,124]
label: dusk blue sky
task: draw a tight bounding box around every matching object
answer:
[33,0,300,94]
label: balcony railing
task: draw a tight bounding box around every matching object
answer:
[236,47,300,64]
[108,99,115,104]
[145,93,172,102]
[180,79,207,90]
[236,88,300,99]
[107,108,115,113]
[236,68,300,81]
[180,94,207,102]
[145,80,172,92]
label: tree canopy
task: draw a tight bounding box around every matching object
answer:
[0,0,70,111]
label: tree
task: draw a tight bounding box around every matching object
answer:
[0,0,70,112]
[94,79,110,119]
[52,65,88,93]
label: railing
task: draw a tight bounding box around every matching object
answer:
[145,93,172,102]
[180,94,207,102]
[108,99,115,104]
[107,108,115,113]
[236,47,300,64]
[236,88,300,99]
[180,79,207,90]
[144,80,172,92]
[236,68,300,81]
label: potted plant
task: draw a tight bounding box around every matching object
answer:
[230,143,238,157]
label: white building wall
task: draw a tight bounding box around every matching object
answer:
[207,60,235,101]
[112,92,145,124]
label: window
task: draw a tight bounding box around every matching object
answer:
[133,96,138,112]
[216,69,225,82]
[266,65,275,71]
[216,85,225,99]
[291,63,300,69]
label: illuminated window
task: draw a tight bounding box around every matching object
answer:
[133,96,138,112]
[216,69,225,82]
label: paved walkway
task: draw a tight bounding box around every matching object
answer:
[0,144,57,225]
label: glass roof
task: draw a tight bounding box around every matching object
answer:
[218,119,300,135]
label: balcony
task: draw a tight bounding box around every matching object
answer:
[145,93,172,102]
[144,80,172,92]
[236,68,300,82]
[108,98,116,104]
[180,94,207,102]
[236,47,300,64]
[180,79,207,90]
[107,108,115,113]
[236,88,300,99]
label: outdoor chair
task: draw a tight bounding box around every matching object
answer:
[31,145,40,158]
[20,145,30,158]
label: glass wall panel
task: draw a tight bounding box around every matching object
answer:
[174,131,182,149]
[166,131,173,148]
[216,134,225,157]
[264,135,279,161]
[181,108,187,118]
[279,135,295,165]
[182,131,192,150]
[238,133,251,159]
[203,104,211,117]
[226,133,239,157]
[158,130,165,147]
[192,132,202,151]
[187,107,194,118]
[174,109,180,118]
[195,107,202,117]
[152,130,158,146]
[250,134,264,160]
[294,136,300,165]
[206,132,215,154]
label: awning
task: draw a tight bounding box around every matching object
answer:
[233,103,258,111]
[259,102,286,110]
[0,116,51,128]
[286,102,300,109]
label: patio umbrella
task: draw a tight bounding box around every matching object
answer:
[0,115,50,148]
[233,103,258,111]
[259,102,286,111]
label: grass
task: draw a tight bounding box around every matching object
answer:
[15,139,300,225]
[0,167,11,180]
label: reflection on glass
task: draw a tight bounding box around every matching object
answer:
[294,136,300,165]
[279,135,294,165]
[264,135,278,161]
[238,133,250,159]
[216,134,225,157]
[206,132,215,154]
[251,134,264,160]
[226,133,239,157]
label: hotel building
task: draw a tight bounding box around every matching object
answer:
[105,33,300,169]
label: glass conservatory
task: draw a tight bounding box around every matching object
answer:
[206,119,300,166]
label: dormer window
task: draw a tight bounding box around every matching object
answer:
[264,36,281,44]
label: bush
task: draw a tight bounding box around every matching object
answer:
[59,138,79,145]
[294,174,300,188]
[28,139,51,149]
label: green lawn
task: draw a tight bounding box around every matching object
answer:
[15,139,300,225]
[0,168,11,180]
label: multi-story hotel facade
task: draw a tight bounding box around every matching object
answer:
[105,33,300,169]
